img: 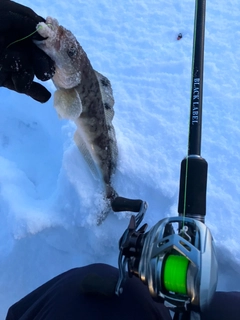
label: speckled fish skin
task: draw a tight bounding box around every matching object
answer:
[35,17,118,201]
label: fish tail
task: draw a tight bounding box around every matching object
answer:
[95,185,118,225]
[105,184,118,203]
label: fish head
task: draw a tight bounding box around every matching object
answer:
[35,17,84,89]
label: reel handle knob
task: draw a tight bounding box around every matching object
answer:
[112,196,144,212]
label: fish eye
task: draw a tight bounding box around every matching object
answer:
[67,46,76,58]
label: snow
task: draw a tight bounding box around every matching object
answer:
[1,0,240,317]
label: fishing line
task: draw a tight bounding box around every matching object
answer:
[6,26,42,49]
[6,24,52,49]
[182,157,188,226]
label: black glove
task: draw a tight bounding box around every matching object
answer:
[0,0,55,103]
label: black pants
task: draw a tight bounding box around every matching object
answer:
[6,263,240,320]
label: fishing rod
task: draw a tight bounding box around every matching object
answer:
[178,0,208,224]
[112,1,218,320]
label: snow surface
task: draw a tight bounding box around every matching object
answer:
[1,0,240,317]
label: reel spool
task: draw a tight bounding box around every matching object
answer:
[163,255,189,295]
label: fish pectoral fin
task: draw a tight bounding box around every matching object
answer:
[74,130,99,180]
[54,88,82,120]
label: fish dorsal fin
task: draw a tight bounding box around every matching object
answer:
[54,88,82,120]
[94,70,114,123]
[94,70,118,169]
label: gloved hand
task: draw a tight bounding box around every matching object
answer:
[0,0,55,102]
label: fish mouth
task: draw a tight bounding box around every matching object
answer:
[53,26,65,51]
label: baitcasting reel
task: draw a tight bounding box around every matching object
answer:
[112,197,218,319]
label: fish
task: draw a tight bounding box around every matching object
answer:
[35,17,118,221]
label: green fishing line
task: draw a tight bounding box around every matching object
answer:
[163,255,189,295]
[6,23,52,49]
[6,25,43,49]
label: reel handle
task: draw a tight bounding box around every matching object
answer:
[112,196,144,212]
